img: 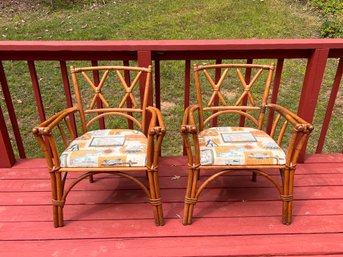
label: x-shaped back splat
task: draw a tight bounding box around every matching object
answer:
[81,70,142,109]
[203,67,264,107]
[204,68,229,107]
[234,68,263,106]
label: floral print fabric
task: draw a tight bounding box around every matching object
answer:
[60,129,147,168]
[198,127,286,166]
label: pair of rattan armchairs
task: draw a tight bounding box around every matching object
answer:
[32,64,313,227]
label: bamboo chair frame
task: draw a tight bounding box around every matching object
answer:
[181,63,313,225]
[33,65,165,227]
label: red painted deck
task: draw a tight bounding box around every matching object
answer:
[1,154,343,256]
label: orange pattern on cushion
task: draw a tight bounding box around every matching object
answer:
[60,129,147,168]
[198,127,286,166]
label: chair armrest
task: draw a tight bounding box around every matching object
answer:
[32,107,79,168]
[181,104,200,134]
[146,107,166,167]
[146,106,166,136]
[180,105,202,164]
[266,103,314,165]
[266,103,313,133]
[32,107,79,135]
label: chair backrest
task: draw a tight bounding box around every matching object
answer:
[70,65,151,134]
[193,63,274,131]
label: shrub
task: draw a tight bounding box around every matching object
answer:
[308,0,343,38]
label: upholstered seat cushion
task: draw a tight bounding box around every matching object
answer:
[198,127,286,166]
[60,129,147,168]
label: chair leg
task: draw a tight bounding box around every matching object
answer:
[88,174,94,183]
[281,166,296,225]
[183,166,199,225]
[187,167,200,224]
[147,170,164,226]
[280,166,295,223]
[55,172,64,227]
[153,170,164,226]
[183,167,194,225]
[281,167,289,224]
[286,169,295,224]
[49,171,59,228]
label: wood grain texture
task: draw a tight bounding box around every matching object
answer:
[0,155,342,256]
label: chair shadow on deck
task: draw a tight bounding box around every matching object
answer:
[62,174,153,224]
[187,171,284,224]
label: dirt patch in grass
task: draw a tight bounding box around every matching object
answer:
[335,91,343,115]
[0,0,41,17]
[161,101,176,112]
[221,89,238,101]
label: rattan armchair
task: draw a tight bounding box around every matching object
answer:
[33,65,165,227]
[181,63,313,225]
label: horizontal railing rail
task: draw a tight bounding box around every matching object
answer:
[0,39,342,167]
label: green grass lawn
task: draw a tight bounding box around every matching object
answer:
[1,0,321,40]
[0,0,342,157]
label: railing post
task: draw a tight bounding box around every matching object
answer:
[239,59,253,127]
[297,48,329,161]
[0,61,26,158]
[212,59,222,127]
[155,60,161,110]
[123,60,134,129]
[184,60,191,112]
[182,60,191,155]
[91,60,105,129]
[0,104,16,167]
[266,58,284,134]
[60,61,78,137]
[138,51,152,134]
[316,58,343,153]
[28,61,46,122]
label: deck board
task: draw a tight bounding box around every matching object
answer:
[2,234,343,257]
[2,172,343,191]
[1,154,343,256]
